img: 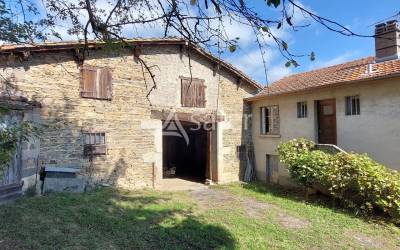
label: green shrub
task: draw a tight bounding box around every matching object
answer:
[327,153,400,217]
[278,138,400,220]
[277,138,331,187]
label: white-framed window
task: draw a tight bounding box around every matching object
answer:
[345,95,360,115]
[297,101,308,118]
[260,106,279,135]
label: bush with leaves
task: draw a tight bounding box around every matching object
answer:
[278,138,400,220]
[277,138,326,187]
[326,153,400,218]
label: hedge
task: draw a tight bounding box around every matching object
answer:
[277,138,400,220]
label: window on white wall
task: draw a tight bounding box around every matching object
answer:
[345,95,360,115]
[297,101,308,118]
[260,106,279,135]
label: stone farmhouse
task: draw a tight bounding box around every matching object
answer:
[0,38,262,196]
[246,20,400,185]
[2,20,399,197]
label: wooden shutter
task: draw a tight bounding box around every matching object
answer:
[80,66,97,98]
[81,66,112,100]
[196,81,206,108]
[189,80,196,107]
[181,77,206,108]
[181,78,190,107]
[271,106,280,134]
[98,68,112,100]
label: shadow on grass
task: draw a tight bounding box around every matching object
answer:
[0,188,236,249]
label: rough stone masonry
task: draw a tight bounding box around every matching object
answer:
[0,39,261,191]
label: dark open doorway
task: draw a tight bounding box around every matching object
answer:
[162,121,208,182]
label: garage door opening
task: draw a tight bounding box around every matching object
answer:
[162,121,209,183]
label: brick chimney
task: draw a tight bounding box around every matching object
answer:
[375,20,400,62]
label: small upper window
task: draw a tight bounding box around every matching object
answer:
[297,101,308,118]
[260,106,280,135]
[84,132,106,156]
[345,95,360,115]
[236,145,247,161]
[80,65,112,100]
[85,132,105,145]
[181,77,206,108]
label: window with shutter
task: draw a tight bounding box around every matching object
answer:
[260,105,280,135]
[80,65,112,100]
[181,77,206,108]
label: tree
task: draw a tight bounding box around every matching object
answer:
[0,0,48,43]
[1,1,398,85]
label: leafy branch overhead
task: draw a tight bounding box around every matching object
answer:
[0,0,381,82]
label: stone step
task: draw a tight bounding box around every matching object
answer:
[0,182,23,203]
[0,191,23,204]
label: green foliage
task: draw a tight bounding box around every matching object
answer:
[277,138,321,187]
[266,0,281,8]
[278,138,400,220]
[327,153,400,218]
[0,110,39,174]
[310,51,316,61]
[0,0,46,43]
[228,44,237,53]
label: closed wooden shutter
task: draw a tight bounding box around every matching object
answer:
[81,66,97,98]
[181,77,206,108]
[81,66,112,100]
[271,106,280,134]
[181,78,191,107]
[197,81,206,108]
[98,68,112,100]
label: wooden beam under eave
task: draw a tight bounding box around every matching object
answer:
[150,110,224,123]
[0,99,41,110]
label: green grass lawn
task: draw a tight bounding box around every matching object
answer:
[0,183,399,249]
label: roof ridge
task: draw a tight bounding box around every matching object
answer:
[0,37,263,90]
[0,37,184,47]
[268,56,375,87]
[246,55,400,101]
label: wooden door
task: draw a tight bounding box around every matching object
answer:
[317,99,337,145]
[207,127,218,183]
[0,112,23,186]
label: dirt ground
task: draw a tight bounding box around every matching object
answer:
[190,187,310,229]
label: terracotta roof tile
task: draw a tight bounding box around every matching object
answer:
[247,56,400,100]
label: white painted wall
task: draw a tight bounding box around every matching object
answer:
[251,77,400,182]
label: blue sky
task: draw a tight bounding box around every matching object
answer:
[30,0,399,85]
[220,0,400,85]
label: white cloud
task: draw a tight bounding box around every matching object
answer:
[309,51,359,70]
[267,65,293,82]
[221,17,255,48]
[224,48,293,84]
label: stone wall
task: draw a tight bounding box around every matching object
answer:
[0,44,258,189]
